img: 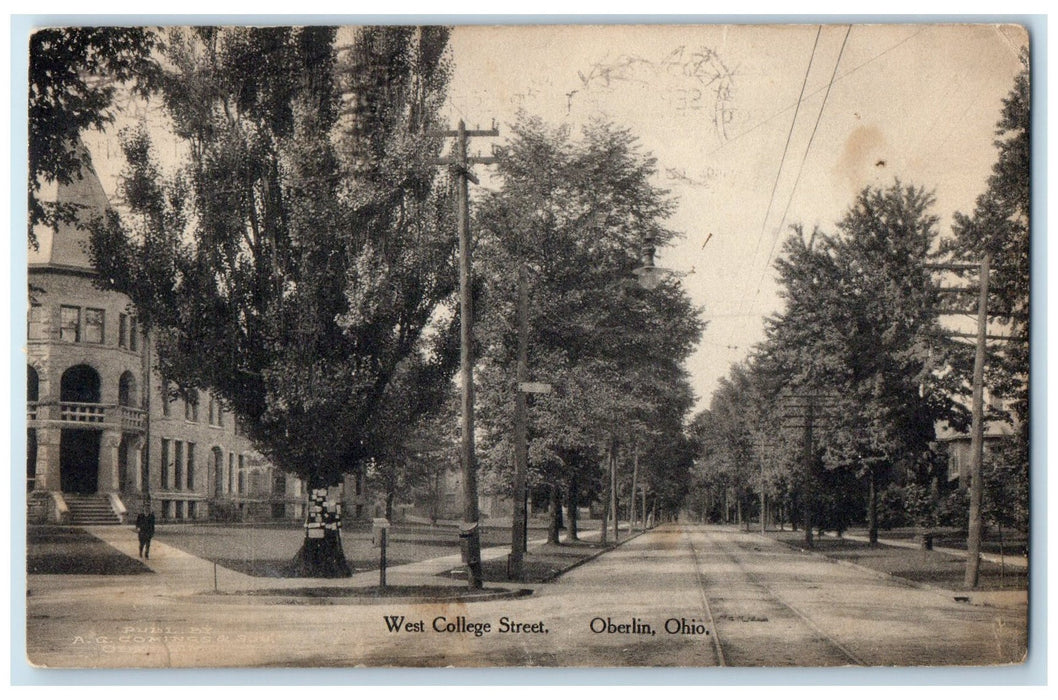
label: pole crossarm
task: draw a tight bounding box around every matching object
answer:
[426,127,500,138]
[946,330,1027,342]
[934,308,1027,319]
[430,156,500,166]
[924,262,981,271]
[427,157,500,186]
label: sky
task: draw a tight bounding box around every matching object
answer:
[441,23,1028,408]
[78,22,1029,412]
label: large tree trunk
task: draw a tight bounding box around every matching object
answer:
[610,447,619,543]
[600,474,611,545]
[803,500,814,548]
[641,487,647,529]
[867,465,878,545]
[385,490,395,522]
[292,481,352,578]
[567,476,579,541]
[629,445,639,530]
[547,483,562,544]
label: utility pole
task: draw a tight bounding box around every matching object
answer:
[802,398,815,548]
[778,390,837,547]
[510,264,529,581]
[428,119,498,590]
[965,254,991,589]
[928,257,996,589]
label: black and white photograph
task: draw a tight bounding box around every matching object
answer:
[20,21,1032,670]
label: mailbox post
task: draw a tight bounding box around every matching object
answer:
[373,518,390,588]
[459,521,480,583]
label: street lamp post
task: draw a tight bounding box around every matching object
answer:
[633,231,672,291]
[510,263,530,581]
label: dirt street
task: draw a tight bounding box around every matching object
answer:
[24,523,1027,668]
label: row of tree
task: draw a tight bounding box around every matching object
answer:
[687,51,1030,557]
[472,117,703,542]
[32,26,704,577]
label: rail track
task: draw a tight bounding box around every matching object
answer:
[682,525,866,666]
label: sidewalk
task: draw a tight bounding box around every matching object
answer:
[832,531,1028,569]
[81,524,621,594]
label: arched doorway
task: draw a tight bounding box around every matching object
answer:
[60,430,101,493]
[59,364,102,493]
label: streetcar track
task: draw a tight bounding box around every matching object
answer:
[684,525,866,666]
[681,528,726,667]
[716,534,867,664]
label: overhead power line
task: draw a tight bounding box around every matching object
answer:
[749,26,822,268]
[762,25,853,275]
[722,27,821,352]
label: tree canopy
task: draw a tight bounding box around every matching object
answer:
[472,116,704,530]
[29,27,158,247]
[692,182,954,539]
[89,27,459,574]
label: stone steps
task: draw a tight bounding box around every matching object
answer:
[63,494,122,526]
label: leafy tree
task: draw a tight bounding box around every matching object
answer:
[365,367,460,521]
[29,27,158,247]
[89,26,457,577]
[473,116,702,544]
[732,183,952,545]
[982,441,1029,533]
[691,365,762,528]
[825,183,952,542]
[945,48,1031,538]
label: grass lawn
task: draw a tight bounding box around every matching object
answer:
[438,540,613,583]
[27,527,153,576]
[152,521,552,578]
[843,526,1029,557]
[770,531,1027,591]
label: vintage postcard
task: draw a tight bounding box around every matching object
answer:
[23,22,1030,670]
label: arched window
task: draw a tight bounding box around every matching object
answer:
[212,447,225,496]
[118,371,138,407]
[184,389,199,422]
[60,364,101,403]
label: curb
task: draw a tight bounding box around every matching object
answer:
[539,525,655,583]
[185,586,534,606]
[432,525,656,586]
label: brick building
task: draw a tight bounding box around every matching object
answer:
[26,157,305,525]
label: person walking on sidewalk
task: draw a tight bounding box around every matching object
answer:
[136,506,156,559]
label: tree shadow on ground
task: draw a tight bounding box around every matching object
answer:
[27,527,153,575]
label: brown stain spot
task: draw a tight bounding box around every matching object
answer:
[833,125,891,195]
